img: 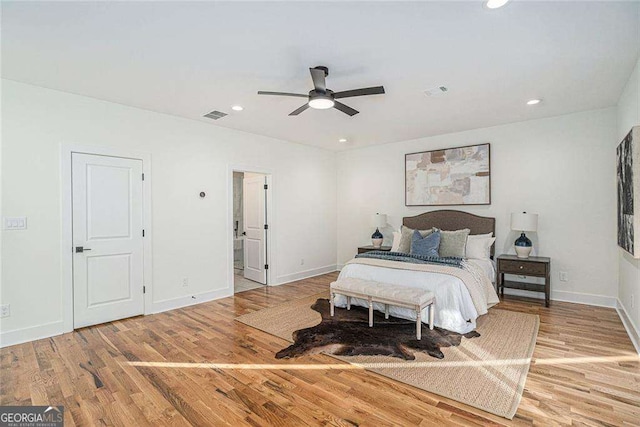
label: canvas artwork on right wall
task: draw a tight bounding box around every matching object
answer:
[617,126,640,258]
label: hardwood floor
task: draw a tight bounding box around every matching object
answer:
[1,272,639,426]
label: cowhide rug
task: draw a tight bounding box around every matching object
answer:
[276,299,480,360]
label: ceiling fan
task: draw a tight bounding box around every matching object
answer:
[258,66,385,116]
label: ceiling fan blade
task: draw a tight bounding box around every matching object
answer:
[333,101,359,116]
[289,103,310,116]
[258,91,308,98]
[333,86,385,99]
[309,67,327,93]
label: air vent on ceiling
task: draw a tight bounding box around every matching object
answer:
[203,110,228,120]
[424,86,449,97]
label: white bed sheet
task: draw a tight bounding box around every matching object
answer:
[334,258,497,334]
[466,258,496,284]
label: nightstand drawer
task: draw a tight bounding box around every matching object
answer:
[499,259,546,276]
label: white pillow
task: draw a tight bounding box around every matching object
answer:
[465,233,495,259]
[391,230,402,252]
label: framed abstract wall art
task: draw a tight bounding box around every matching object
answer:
[405,143,491,206]
[617,126,640,258]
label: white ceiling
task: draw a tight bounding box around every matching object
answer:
[2,1,639,151]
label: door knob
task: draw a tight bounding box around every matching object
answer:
[75,246,92,253]
[242,231,246,236]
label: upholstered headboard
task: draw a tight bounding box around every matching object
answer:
[403,210,496,257]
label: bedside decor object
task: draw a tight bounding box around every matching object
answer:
[405,143,491,206]
[496,254,551,307]
[371,213,387,248]
[617,126,640,258]
[511,212,538,259]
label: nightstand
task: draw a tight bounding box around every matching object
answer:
[357,245,392,254]
[496,254,551,307]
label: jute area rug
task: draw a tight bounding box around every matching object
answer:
[235,292,539,419]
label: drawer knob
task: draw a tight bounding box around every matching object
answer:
[519,266,523,269]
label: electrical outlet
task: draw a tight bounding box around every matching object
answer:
[300,258,305,266]
[182,277,189,288]
[559,271,568,282]
[0,304,10,318]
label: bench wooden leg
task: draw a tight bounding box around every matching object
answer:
[384,304,389,319]
[347,296,351,310]
[330,292,335,317]
[368,297,373,327]
[416,306,421,340]
[429,303,434,330]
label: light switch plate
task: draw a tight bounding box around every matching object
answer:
[3,217,27,230]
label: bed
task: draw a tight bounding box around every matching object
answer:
[335,210,500,334]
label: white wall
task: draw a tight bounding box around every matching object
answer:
[337,108,618,306]
[616,57,640,347]
[0,80,337,346]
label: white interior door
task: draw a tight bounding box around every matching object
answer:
[72,153,144,328]
[243,174,267,284]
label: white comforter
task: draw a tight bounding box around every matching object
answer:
[335,259,498,334]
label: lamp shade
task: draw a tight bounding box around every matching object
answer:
[511,212,538,232]
[371,213,387,228]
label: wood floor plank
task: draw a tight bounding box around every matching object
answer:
[1,271,639,426]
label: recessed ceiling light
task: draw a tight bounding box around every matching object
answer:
[526,99,541,105]
[231,105,244,111]
[484,0,510,9]
[339,138,348,143]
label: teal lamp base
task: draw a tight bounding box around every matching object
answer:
[371,227,384,248]
[514,232,532,259]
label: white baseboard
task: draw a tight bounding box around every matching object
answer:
[273,265,338,286]
[502,288,617,308]
[0,320,65,348]
[616,299,640,354]
[150,287,233,314]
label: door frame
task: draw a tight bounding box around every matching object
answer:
[228,165,274,288]
[60,144,152,333]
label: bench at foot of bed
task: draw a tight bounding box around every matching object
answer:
[330,278,435,340]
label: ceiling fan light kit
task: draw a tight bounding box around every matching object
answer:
[308,94,335,110]
[258,66,385,116]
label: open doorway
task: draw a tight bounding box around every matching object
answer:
[233,171,270,293]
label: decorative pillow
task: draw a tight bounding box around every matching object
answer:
[390,230,402,252]
[410,230,441,257]
[437,228,471,258]
[398,225,434,253]
[465,234,496,259]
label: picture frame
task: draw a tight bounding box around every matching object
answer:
[405,143,491,206]
[617,126,640,258]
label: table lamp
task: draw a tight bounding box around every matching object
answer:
[371,213,387,248]
[511,212,538,258]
